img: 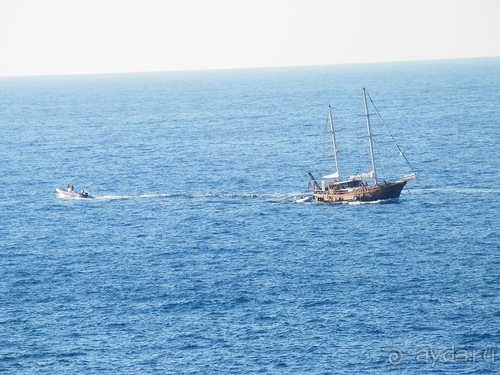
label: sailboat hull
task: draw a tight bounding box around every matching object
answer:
[313,180,407,203]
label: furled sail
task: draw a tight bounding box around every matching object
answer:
[349,170,375,180]
[322,172,339,179]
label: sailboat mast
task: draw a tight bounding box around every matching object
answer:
[362,88,378,184]
[328,105,340,178]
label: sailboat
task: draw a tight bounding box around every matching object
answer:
[308,88,417,203]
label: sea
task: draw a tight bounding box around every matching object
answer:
[0,58,499,374]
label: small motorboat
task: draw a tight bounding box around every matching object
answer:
[295,196,313,203]
[56,185,93,199]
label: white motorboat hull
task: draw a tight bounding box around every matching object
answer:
[55,188,93,199]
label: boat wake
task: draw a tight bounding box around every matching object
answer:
[57,190,416,206]
[189,192,309,204]
[343,198,400,205]
[95,193,173,201]
[59,187,499,204]
[69,192,311,204]
[410,188,500,195]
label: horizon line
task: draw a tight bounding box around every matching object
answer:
[1,55,499,79]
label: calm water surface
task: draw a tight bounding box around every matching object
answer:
[0,58,499,374]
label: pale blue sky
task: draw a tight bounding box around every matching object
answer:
[0,0,499,76]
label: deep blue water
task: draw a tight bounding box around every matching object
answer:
[0,58,499,374]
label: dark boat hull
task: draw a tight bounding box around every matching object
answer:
[313,180,407,203]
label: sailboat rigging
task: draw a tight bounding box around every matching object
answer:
[308,88,417,203]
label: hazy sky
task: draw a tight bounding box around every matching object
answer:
[1,0,499,76]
